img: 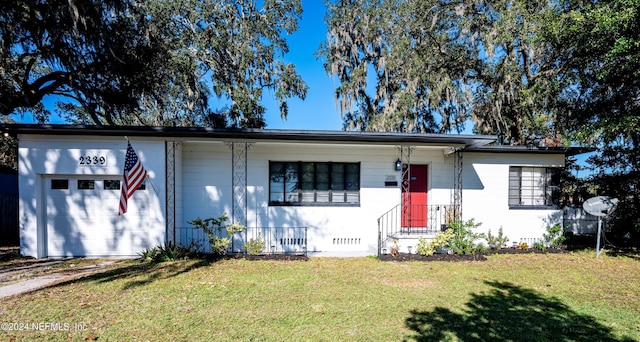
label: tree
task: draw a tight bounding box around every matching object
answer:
[1,0,307,128]
[0,0,178,124]
[320,0,567,144]
[320,0,476,133]
[554,0,640,148]
[0,117,17,170]
[551,0,640,243]
[150,0,308,128]
[471,0,567,146]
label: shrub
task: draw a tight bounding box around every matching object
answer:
[533,241,546,251]
[448,219,484,255]
[244,233,265,255]
[416,229,455,256]
[188,213,246,255]
[138,242,192,262]
[485,226,509,249]
[138,246,158,262]
[543,223,566,249]
[415,219,485,256]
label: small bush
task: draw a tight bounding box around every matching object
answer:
[486,226,509,249]
[416,219,484,256]
[533,241,546,251]
[417,229,455,256]
[543,223,566,249]
[138,242,192,262]
[138,246,158,262]
[449,219,484,255]
[244,233,265,255]
[188,213,246,255]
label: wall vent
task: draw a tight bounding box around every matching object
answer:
[333,238,361,245]
[280,238,306,245]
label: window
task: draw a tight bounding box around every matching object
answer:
[51,179,68,189]
[104,180,121,190]
[509,166,560,207]
[77,180,95,190]
[269,161,360,205]
[137,181,146,190]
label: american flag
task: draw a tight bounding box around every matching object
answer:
[119,142,147,215]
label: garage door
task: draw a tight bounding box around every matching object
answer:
[45,176,156,257]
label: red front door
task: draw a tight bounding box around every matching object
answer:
[402,164,428,228]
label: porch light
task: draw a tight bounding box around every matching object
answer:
[395,158,402,171]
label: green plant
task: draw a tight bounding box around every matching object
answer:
[533,241,546,251]
[138,242,192,262]
[543,223,566,249]
[138,246,158,262]
[416,229,455,256]
[448,219,484,255]
[244,233,265,255]
[486,226,509,249]
[416,236,431,256]
[188,213,246,255]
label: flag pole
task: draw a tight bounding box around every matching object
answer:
[145,174,159,197]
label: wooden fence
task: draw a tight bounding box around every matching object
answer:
[0,193,18,246]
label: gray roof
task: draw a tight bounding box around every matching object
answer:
[2,124,494,147]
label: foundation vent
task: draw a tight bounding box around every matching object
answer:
[333,237,361,245]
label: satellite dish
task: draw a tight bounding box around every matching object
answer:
[582,196,619,258]
[583,196,619,217]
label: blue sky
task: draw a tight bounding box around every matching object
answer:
[262,2,344,130]
[10,2,344,130]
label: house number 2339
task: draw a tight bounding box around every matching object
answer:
[79,155,107,166]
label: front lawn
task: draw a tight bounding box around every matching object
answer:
[1,251,639,341]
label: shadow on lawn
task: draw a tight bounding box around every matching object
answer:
[603,247,640,261]
[404,280,634,342]
[52,259,214,290]
[47,253,307,291]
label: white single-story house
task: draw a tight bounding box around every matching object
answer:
[2,124,585,258]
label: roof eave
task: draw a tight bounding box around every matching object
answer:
[1,124,497,148]
[464,145,596,156]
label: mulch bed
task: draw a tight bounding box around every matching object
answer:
[378,248,567,262]
[204,248,567,262]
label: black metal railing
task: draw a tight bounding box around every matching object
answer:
[175,226,308,256]
[377,204,459,255]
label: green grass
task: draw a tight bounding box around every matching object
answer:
[1,251,640,341]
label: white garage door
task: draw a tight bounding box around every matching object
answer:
[45,176,156,257]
